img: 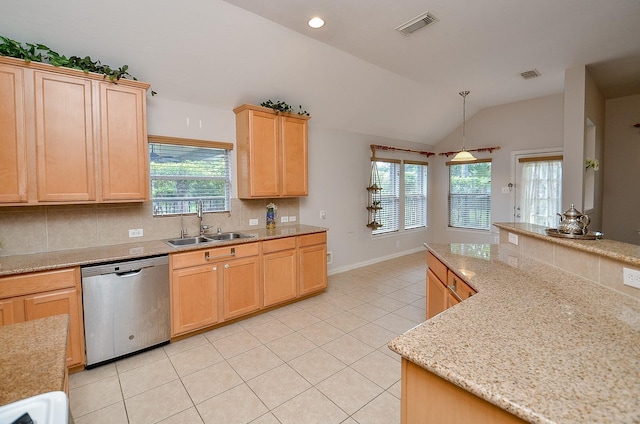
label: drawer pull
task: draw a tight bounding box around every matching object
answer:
[446,285,463,303]
[205,247,236,261]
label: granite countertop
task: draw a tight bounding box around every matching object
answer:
[0,315,69,406]
[0,224,327,277]
[388,242,640,424]
[494,222,640,267]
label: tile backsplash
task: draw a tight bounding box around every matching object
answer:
[0,198,299,256]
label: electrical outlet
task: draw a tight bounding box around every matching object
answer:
[249,219,258,226]
[320,210,326,219]
[508,232,518,245]
[623,268,640,289]
[281,216,289,223]
[326,251,333,264]
[289,216,297,222]
[128,228,143,238]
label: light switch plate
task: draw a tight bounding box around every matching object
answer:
[281,216,289,223]
[289,216,297,222]
[249,218,258,226]
[128,228,143,238]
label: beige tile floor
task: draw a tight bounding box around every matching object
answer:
[69,252,426,424]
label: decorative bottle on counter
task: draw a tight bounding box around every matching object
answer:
[266,202,277,229]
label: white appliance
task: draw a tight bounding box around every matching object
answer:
[0,391,70,424]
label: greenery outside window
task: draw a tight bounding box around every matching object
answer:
[373,159,428,235]
[149,136,232,216]
[448,159,491,230]
[404,161,428,229]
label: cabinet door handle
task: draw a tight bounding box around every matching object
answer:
[205,248,236,261]
[446,285,463,303]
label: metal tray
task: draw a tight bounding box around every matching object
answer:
[545,228,603,240]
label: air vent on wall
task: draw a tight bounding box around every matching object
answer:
[396,11,438,35]
[520,69,541,79]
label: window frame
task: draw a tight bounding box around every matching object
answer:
[372,157,428,236]
[447,158,492,231]
[148,135,233,217]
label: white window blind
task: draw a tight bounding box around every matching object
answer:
[149,141,231,216]
[448,160,491,230]
[404,162,428,229]
[373,160,400,235]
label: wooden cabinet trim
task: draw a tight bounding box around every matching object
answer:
[427,252,447,283]
[263,236,296,253]
[298,232,326,247]
[170,242,260,269]
[0,268,77,299]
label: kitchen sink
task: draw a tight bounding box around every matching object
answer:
[166,236,214,246]
[166,232,254,247]
[207,232,254,241]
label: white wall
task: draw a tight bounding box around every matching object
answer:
[430,94,565,244]
[603,94,640,244]
[299,128,432,273]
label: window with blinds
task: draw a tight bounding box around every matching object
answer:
[373,160,400,235]
[448,159,491,230]
[372,159,428,235]
[404,162,428,229]
[149,140,231,216]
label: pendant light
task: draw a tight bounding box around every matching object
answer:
[451,90,477,162]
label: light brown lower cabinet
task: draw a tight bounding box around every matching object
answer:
[170,232,327,338]
[401,358,527,424]
[170,242,261,337]
[0,267,85,368]
[222,255,261,320]
[298,232,328,296]
[262,237,298,307]
[171,263,220,336]
[426,251,476,319]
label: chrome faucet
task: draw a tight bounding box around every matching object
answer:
[197,200,205,235]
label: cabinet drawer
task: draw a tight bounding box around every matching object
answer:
[171,242,259,269]
[298,232,326,247]
[0,268,77,299]
[447,270,476,300]
[426,252,447,283]
[263,236,296,253]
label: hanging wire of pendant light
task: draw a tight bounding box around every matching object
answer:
[451,90,477,162]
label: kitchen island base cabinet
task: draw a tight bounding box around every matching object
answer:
[402,359,527,424]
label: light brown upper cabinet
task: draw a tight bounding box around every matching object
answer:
[0,57,150,206]
[234,104,309,198]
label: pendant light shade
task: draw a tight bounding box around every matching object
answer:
[451,90,476,162]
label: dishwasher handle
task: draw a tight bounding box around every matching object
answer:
[115,269,144,277]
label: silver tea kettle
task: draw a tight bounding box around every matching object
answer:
[557,204,590,235]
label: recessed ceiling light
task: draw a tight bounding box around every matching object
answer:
[308,17,325,29]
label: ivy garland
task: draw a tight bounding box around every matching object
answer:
[0,35,156,95]
[260,99,309,116]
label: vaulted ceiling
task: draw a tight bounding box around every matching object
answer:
[3,0,640,144]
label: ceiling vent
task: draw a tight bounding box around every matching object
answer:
[396,11,438,36]
[520,69,541,79]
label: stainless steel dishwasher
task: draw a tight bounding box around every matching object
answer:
[81,255,170,368]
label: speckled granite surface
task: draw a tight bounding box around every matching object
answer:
[0,224,327,277]
[388,242,640,424]
[0,315,69,406]
[494,222,640,267]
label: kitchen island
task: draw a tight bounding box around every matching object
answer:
[389,226,640,423]
[0,314,69,406]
